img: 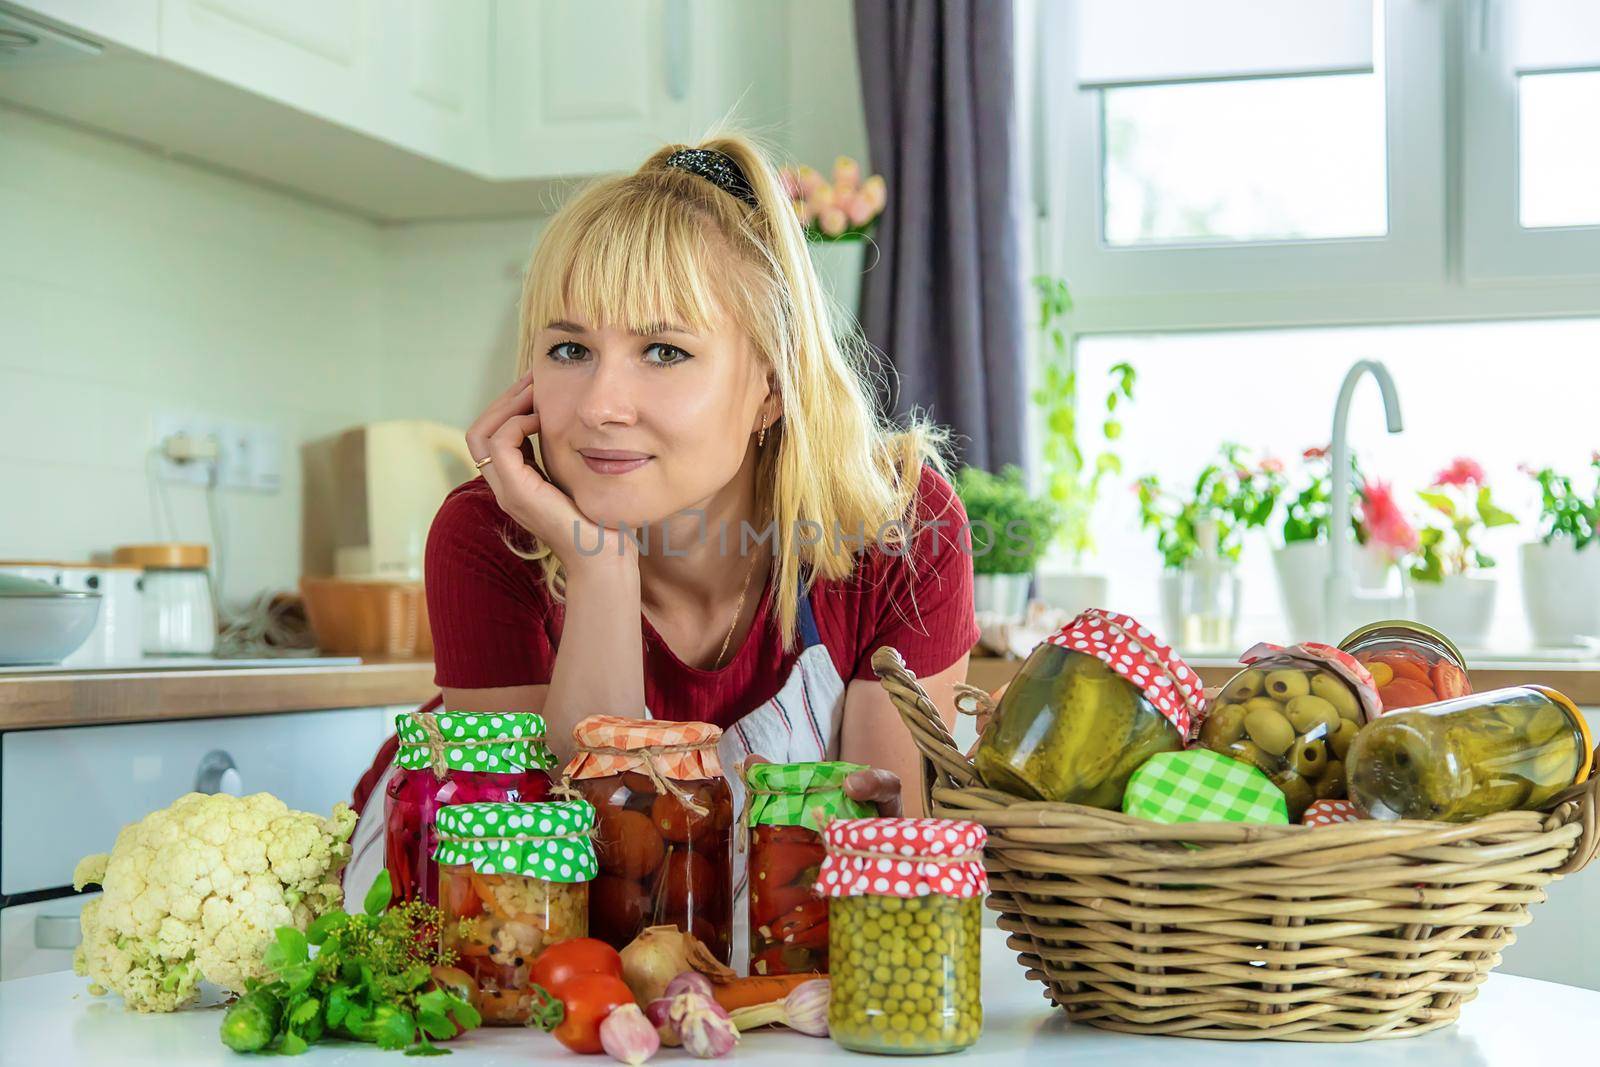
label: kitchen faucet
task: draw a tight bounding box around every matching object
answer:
[1325,360,1407,636]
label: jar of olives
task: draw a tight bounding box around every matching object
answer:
[817,817,986,1056]
[433,799,598,1024]
[745,761,877,976]
[1347,686,1594,821]
[973,610,1201,808]
[385,711,556,906]
[1339,620,1472,712]
[564,717,734,963]
[1199,643,1382,820]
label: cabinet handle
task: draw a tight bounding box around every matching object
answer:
[195,749,243,795]
[36,914,83,950]
[663,0,689,101]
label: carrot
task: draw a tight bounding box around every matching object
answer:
[710,973,822,1012]
[1370,653,1430,685]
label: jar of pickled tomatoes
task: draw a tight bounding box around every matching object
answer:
[1339,620,1472,712]
[384,711,555,905]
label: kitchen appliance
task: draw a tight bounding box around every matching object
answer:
[0,560,143,666]
[301,420,476,581]
[113,544,216,656]
[0,573,100,666]
[0,705,404,980]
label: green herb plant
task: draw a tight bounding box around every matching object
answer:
[219,871,481,1057]
[1523,456,1600,548]
[1281,446,1366,546]
[954,464,1060,576]
[1410,483,1518,582]
[1135,443,1285,570]
[1031,276,1136,566]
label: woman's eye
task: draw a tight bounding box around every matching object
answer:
[643,343,693,367]
[546,341,589,363]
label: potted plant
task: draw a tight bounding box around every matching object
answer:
[1519,455,1600,646]
[954,464,1059,621]
[1029,276,1136,617]
[778,156,886,324]
[1408,457,1518,649]
[1135,443,1283,649]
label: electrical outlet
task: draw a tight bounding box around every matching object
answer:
[153,415,281,492]
[153,414,217,486]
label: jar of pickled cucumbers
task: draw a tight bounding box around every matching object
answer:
[1347,686,1594,821]
[564,717,733,963]
[433,799,597,1025]
[817,817,986,1056]
[745,761,876,976]
[1339,620,1472,712]
[385,711,556,906]
[974,610,1201,808]
[1198,643,1382,820]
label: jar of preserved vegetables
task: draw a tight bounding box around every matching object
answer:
[1346,686,1594,821]
[385,711,556,905]
[564,716,734,963]
[745,761,877,976]
[433,799,597,1024]
[818,817,986,1055]
[974,610,1200,808]
[1199,643,1382,820]
[1339,620,1472,712]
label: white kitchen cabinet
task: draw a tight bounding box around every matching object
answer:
[1,0,160,54]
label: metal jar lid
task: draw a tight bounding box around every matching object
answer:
[1337,619,1467,668]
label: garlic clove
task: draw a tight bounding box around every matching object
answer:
[600,1003,661,1065]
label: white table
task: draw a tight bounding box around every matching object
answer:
[1,929,1588,1065]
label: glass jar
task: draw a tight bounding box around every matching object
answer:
[1346,686,1594,821]
[1199,643,1380,820]
[384,711,555,905]
[819,818,985,1055]
[434,800,598,1025]
[564,716,733,963]
[973,610,1198,808]
[745,761,876,976]
[1339,620,1472,712]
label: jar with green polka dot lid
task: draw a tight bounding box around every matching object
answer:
[816,817,987,1055]
[384,710,556,908]
[433,799,596,1026]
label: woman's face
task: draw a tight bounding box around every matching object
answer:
[531,311,773,528]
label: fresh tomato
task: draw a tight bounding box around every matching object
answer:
[531,937,624,997]
[551,972,635,1054]
[1431,661,1469,700]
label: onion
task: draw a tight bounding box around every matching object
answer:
[620,926,692,1005]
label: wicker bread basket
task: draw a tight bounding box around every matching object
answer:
[872,646,1600,1042]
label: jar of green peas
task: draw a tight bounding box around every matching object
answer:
[815,817,986,1055]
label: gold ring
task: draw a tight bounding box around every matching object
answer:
[474,455,494,470]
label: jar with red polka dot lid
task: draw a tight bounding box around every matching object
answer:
[974,609,1200,808]
[816,817,986,1055]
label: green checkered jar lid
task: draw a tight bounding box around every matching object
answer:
[745,761,876,831]
[432,800,598,882]
[1123,749,1289,826]
[396,711,557,775]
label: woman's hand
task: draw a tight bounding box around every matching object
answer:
[465,370,633,575]
[741,755,903,817]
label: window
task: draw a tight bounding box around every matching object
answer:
[1519,71,1600,229]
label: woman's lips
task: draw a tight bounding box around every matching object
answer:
[578,449,652,475]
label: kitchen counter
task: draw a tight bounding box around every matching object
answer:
[0,656,436,731]
[2,928,1593,1064]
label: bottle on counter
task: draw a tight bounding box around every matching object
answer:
[433,799,597,1025]
[564,716,734,963]
[385,711,555,905]
[1346,686,1594,821]
[745,760,877,977]
[973,609,1201,808]
[1339,620,1472,712]
[818,817,986,1056]
[1198,642,1383,819]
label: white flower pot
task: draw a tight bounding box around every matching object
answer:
[1034,569,1108,619]
[1412,575,1497,650]
[1272,541,1329,641]
[1521,540,1600,647]
[973,573,1031,622]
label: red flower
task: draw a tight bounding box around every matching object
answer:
[1303,445,1329,461]
[1361,479,1419,558]
[1434,457,1486,488]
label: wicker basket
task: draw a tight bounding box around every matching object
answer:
[872,646,1600,1042]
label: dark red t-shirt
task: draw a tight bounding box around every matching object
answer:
[422,464,980,728]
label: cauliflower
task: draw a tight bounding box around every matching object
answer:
[71,791,357,1012]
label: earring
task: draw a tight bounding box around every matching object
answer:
[757,416,768,448]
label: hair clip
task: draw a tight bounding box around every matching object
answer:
[663,147,760,209]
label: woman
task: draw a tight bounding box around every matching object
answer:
[349,135,979,893]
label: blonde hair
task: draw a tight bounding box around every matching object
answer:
[510,132,950,651]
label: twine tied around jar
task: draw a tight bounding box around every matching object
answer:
[436,828,593,847]
[825,845,982,865]
[414,711,516,782]
[567,738,718,815]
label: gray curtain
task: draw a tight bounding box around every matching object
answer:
[854,0,1026,472]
